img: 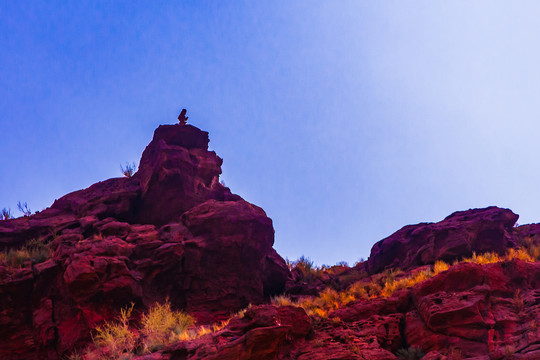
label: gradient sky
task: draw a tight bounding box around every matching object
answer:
[2,1,540,266]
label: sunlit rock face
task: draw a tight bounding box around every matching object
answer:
[0,124,289,359]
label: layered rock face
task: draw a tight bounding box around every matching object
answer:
[321,259,540,360]
[0,124,289,359]
[125,205,539,360]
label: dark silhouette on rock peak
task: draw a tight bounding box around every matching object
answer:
[0,122,289,358]
[178,108,188,125]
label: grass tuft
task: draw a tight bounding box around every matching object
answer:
[93,303,136,358]
[271,295,295,307]
[1,208,13,220]
[0,237,50,268]
[293,244,539,318]
[121,162,137,178]
[140,300,194,351]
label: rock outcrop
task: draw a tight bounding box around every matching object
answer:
[165,305,311,360]
[0,124,289,359]
[367,207,519,274]
[1,121,539,360]
[407,260,540,358]
[280,207,539,360]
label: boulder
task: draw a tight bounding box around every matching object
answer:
[367,206,518,274]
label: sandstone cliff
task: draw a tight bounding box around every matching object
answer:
[0,124,289,358]
[0,124,539,360]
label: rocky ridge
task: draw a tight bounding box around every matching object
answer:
[0,124,289,358]
[0,123,538,360]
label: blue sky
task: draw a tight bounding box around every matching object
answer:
[2,1,540,265]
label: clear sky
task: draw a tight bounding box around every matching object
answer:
[2,1,540,266]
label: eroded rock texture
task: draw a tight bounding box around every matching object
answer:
[0,122,539,360]
[0,124,289,359]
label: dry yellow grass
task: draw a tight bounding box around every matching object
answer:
[294,244,539,317]
[82,243,539,358]
[295,288,356,318]
[93,303,136,358]
[433,260,450,274]
[86,300,255,358]
[272,295,295,306]
[380,268,431,297]
[463,252,501,265]
[0,238,50,268]
[506,248,535,262]
[140,300,194,351]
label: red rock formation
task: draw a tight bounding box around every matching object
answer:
[1,121,538,360]
[367,206,519,274]
[407,260,540,358]
[0,124,289,359]
[165,305,311,360]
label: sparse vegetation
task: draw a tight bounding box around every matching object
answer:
[288,255,314,272]
[299,288,355,317]
[353,257,366,266]
[83,300,244,358]
[280,244,540,319]
[271,295,295,307]
[0,237,50,268]
[233,303,252,319]
[17,201,31,216]
[287,255,322,284]
[93,303,136,358]
[380,268,431,297]
[1,208,13,220]
[121,162,137,178]
[58,241,540,358]
[140,300,194,352]
[433,260,450,274]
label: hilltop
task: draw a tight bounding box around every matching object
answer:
[0,123,538,360]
